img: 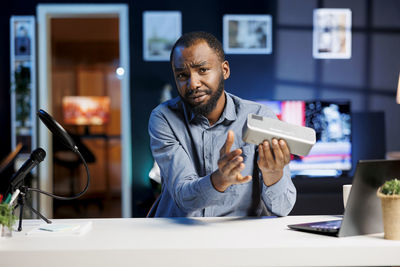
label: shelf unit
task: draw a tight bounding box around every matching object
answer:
[10,16,37,160]
[10,15,38,214]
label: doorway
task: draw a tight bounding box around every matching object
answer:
[37,4,131,218]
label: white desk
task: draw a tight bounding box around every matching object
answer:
[1,216,399,267]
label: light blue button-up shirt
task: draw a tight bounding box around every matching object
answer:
[148,92,296,217]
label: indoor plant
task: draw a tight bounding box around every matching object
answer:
[0,203,16,237]
[13,65,31,132]
[377,178,400,240]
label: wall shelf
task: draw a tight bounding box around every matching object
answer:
[10,16,37,157]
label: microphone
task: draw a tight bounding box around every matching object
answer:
[10,148,46,191]
[37,109,78,152]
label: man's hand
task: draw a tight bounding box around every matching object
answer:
[258,139,291,186]
[211,130,252,192]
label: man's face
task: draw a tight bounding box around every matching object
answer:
[172,41,230,116]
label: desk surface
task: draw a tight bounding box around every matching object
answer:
[1,215,399,267]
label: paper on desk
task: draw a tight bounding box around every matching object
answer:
[26,221,92,237]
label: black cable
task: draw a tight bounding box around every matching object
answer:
[27,149,90,200]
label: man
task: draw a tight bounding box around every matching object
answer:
[148,31,296,217]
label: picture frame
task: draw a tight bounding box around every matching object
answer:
[143,11,182,61]
[14,20,32,56]
[313,8,352,59]
[223,14,272,54]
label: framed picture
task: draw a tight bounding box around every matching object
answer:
[13,20,33,56]
[223,14,272,54]
[313,9,352,59]
[143,11,182,61]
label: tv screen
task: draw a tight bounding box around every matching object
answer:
[255,100,351,176]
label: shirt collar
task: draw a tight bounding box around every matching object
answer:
[221,92,237,122]
[182,92,237,124]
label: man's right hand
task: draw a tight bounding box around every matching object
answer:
[211,130,252,192]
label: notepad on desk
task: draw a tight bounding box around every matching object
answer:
[26,221,92,236]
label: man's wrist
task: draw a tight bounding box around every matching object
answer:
[261,170,283,187]
[211,171,230,192]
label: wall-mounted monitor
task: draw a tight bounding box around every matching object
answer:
[255,100,351,177]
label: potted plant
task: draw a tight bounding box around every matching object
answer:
[0,203,17,237]
[13,65,31,134]
[377,178,400,240]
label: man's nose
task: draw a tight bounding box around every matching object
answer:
[187,74,201,89]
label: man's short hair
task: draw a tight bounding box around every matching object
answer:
[170,31,225,63]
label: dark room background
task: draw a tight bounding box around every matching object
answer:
[1,0,400,217]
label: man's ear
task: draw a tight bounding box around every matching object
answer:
[222,60,230,80]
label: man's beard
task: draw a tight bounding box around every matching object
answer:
[181,76,224,117]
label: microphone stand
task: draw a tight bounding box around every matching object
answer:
[14,184,52,232]
[11,148,90,231]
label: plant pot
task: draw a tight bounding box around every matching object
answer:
[377,188,400,240]
[0,224,12,238]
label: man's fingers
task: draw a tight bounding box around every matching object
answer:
[258,144,267,169]
[225,130,234,153]
[220,155,243,175]
[236,174,252,184]
[271,139,284,167]
[219,149,242,167]
[227,161,244,176]
[220,130,235,156]
[230,165,252,184]
[230,166,252,183]
[263,141,275,167]
[279,139,291,165]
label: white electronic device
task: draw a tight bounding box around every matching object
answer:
[242,114,316,156]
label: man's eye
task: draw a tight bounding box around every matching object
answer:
[199,68,208,73]
[176,73,187,79]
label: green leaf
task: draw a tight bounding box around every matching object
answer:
[381,179,400,195]
[0,204,17,228]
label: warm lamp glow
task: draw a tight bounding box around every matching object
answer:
[62,96,110,125]
[397,73,400,104]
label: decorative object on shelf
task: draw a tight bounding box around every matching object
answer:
[14,65,31,132]
[143,11,182,61]
[223,14,272,54]
[377,178,400,240]
[313,9,352,59]
[0,203,17,238]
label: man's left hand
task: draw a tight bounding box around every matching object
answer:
[257,138,291,186]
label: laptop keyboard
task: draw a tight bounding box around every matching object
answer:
[309,220,342,230]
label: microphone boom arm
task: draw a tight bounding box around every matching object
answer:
[28,149,90,200]
[35,109,91,200]
[10,109,92,231]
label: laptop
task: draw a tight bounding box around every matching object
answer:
[288,159,400,237]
